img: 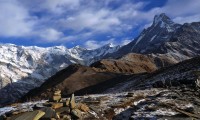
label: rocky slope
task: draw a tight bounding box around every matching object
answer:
[1,88,200,120]
[105,56,200,93]
[91,53,177,74]
[20,64,132,102]
[110,13,200,63]
[21,56,200,106]
[20,53,184,104]
[2,56,200,119]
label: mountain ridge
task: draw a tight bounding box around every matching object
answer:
[0,43,120,105]
[103,13,200,66]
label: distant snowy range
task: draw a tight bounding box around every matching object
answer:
[0,43,120,103]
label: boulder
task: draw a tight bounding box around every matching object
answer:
[64,98,70,107]
[55,107,70,114]
[33,103,45,110]
[54,90,61,96]
[52,95,61,102]
[43,103,52,107]
[84,97,101,104]
[0,115,6,120]
[126,92,134,97]
[14,110,45,120]
[77,103,90,112]
[70,94,76,109]
[71,109,82,119]
[12,111,22,115]
[62,115,71,120]
[51,103,63,109]
[41,107,59,119]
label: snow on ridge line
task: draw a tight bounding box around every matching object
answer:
[0,43,120,90]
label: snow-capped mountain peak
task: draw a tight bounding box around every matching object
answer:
[0,43,120,101]
[153,13,175,27]
[105,43,114,47]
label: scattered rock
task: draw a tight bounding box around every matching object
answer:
[12,111,22,115]
[55,107,70,114]
[43,103,52,107]
[14,110,45,120]
[33,103,45,110]
[63,98,70,107]
[84,100,101,104]
[104,108,115,120]
[2,88,200,120]
[175,108,200,119]
[41,107,59,119]
[126,92,134,97]
[0,115,6,120]
[89,105,102,114]
[62,115,71,120]
[77,103,90,112]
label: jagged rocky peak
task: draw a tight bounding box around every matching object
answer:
[105,43,114,47]
[153,13,175,27]
[69,45,87,54]
[73,45,86,50]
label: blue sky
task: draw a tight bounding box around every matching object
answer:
[0,0,200,49]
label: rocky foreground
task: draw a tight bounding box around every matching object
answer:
[0,88,200,120]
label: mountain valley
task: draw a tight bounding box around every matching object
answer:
[0,13,200,120]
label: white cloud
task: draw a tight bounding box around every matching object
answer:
[84,40,101,50]
[40,0,80,13]
[20,0,80,14]
[84,39,116,49]
[0,0,34,37]
[173,14,200,24]
[121,39,132,46]
[162,0,200,16]
[39,28,64,42]
[143,0,200,24]
[60,9,121,32]
[84,38,132,49]
[1,0,200,44]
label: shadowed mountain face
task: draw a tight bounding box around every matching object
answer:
[21,64,132,102]
[105,56,200,93]
[21,56,200,105]
[17,53,172,104]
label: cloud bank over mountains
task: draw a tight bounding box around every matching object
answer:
[0,0,200,49]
